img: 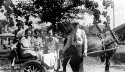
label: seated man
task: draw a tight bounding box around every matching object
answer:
[20,29,38,58]
[13,22,24,44]
[11,22,24,53]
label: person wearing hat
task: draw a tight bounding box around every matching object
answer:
[63,22,88,72]
[11,21,24,54]
[13,22,24,44]
[11,21,25,71]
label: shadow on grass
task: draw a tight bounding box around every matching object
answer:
[112,53,125,64]
[110,65,125,70]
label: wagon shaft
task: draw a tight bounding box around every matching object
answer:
[87,46,122,55]
[87,40,116,51]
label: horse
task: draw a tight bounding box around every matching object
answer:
[62,25,118,72]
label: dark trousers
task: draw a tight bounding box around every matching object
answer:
[63,44,83,72]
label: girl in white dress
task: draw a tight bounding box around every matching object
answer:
[43,30,59,71]
[20,29,38,58]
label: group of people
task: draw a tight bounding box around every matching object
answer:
[11,22,59,71]
[11,21,88,72]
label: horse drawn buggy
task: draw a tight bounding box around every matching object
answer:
[0,24,124,72]
[0,33,63,72]
[61,24,124,72]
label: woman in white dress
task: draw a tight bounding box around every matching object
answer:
[20,29,38,58]
[31,29,43,61]
[43,29,59,71]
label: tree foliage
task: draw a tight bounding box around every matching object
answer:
[0,0,113,35]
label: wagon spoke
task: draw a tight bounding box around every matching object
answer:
[24,65,32,72]
[34,67,38,72]
[32,65,35,72]
[23,64,43,72]
[31,65,38,72]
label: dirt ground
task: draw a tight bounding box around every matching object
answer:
[0,62,125,72]
[0,57,125,72]
[0,45,125,72]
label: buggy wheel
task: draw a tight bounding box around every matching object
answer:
[20,60,46,72]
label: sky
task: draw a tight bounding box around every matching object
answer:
[1,0,125,30]
[114,0,125,28]
[89,0,125,29]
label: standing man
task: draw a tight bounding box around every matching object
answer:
[63,22,88,72]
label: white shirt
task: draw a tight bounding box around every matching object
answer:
[31,37,43,47]
[63,28,87,53]
[15,29,24,38]
[72,28,84,45]
[21,37,31,48]
[47,37,59,50]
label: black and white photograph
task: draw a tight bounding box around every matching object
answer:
[0,0,125,72]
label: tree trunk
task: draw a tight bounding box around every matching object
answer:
[52,22,56,36]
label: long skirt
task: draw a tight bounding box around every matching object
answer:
[42,51,58,69]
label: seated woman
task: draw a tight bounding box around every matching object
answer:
[43,29,59,71]
[31,29,43,61]
[20,29,38,58]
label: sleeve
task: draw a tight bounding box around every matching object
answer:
[30,37,35,47]
[22,30,25,37]
[54,37,59,43]
[20,37,24,44]
[39,38,43,47]
[82,30,88,53]
[63,37,67,46]
[20,37,28,48]
[53,37,59,50]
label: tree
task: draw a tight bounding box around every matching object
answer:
[0,0,113,36]
[13,0,86,33]
[33,0,100,34]
[0,0,85,34]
